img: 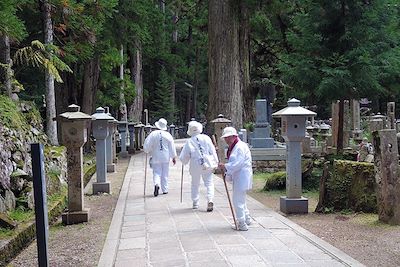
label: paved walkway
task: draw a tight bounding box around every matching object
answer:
[98,140,364,267]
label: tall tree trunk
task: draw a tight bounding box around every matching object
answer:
[128,40,143,122]
[41,0,58,145]
[239,1,254,123]
[0,34,12,97]
[171,10,179,120]
[81,57,100,115]
[207,0,243,128]
[337,99,344,152]
[192,47,199,120]
[119,45,127,121]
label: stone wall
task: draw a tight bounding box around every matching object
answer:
[0,96,67,213]
[253,160,286,173]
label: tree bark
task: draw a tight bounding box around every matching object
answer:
[239,1,254,123]
[81,57,100,115]
[119,45,127,121]
[207,0,243,128]
[41,0,58,145]
[128,40,143,122]
[0,34,12,97]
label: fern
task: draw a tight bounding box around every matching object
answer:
[13,40,72,83]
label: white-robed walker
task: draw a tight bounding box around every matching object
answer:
[220,126,253,231]
[144,118,177,197]
[179,121,218,211]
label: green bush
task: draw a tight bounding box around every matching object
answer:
[261,171,286,191]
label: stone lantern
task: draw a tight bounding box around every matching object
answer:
[272,98,316,214]
[56,104,92,224]
[128,122,136,154]
[134,122,145,150]
[144,123,152,137]
[91,107,114,194]
[319,123,331,153]
[210,114,231,163]
[104,107,118,172]
[118,121,128,158]
[169,124,176,138]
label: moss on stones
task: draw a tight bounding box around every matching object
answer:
[324,160,376,212]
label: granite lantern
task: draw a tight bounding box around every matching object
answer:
[134,122,145,150]
[118,121,128,158]
[57,104,92,224]
[144,123,152,137]
[128,122,136,154]
[91,107,114,194]
[272,98,316,214]
[169,124,176,138]
[104,107,117,172]
[210,114,231,162]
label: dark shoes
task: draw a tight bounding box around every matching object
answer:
[207,202,214,212]
[163,191,168,194]
[154,185,159,197]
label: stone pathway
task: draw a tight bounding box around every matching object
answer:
[98,139,364,267]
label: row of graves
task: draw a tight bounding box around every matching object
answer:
[242,98,400,225]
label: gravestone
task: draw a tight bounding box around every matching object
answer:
[387,102,396,130]
[250,99,274,148]
[373,129,400,225]
[331,101,339,148]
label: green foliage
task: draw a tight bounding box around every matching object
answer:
[0,0,28,40]
[325,160,376,213]
[14,40,72,83]
[256,171,286,191]
[150,66,175,122]
[7,207,33,222]
[280,0,400,110]
[0,94,27,130]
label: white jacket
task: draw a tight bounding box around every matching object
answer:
[225,140,253,191]
[179,134,218,173]
[144,130,177,164]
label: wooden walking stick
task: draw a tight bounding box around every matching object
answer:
[222,172,238,230]
[180,164,184,203]
[144,153,148,197]
[213,134,237,230]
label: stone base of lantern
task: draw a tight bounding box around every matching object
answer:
[62,209,90,225]
[280,196,308,214]
[93,182,111,194]
[107,163,116,173]
[128,147,136,154]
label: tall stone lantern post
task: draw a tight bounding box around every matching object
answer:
[56,104,92,224]
[210,114,231,163]
[272,98,316,214]
[91,107,114,194]
[118,121,128,158]
[105,107,117,172]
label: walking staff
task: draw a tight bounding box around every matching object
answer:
[144,153,148,197]
[211,134,237,229]
[180,164,184,203]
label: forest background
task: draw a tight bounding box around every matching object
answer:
[1,0,400,146]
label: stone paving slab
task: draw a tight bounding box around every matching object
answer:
[98,139,365,267]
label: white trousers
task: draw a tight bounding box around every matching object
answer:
[232,183,249,224]
[191,171,214,204]
[152,162,170,193]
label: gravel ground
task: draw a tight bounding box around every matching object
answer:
[8,158,129,267]
[8,161,400,267]
[249,179,400,267]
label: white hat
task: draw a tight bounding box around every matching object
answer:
[221,126,238,139]
[187,121,203,136]
[155,118,168,131]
